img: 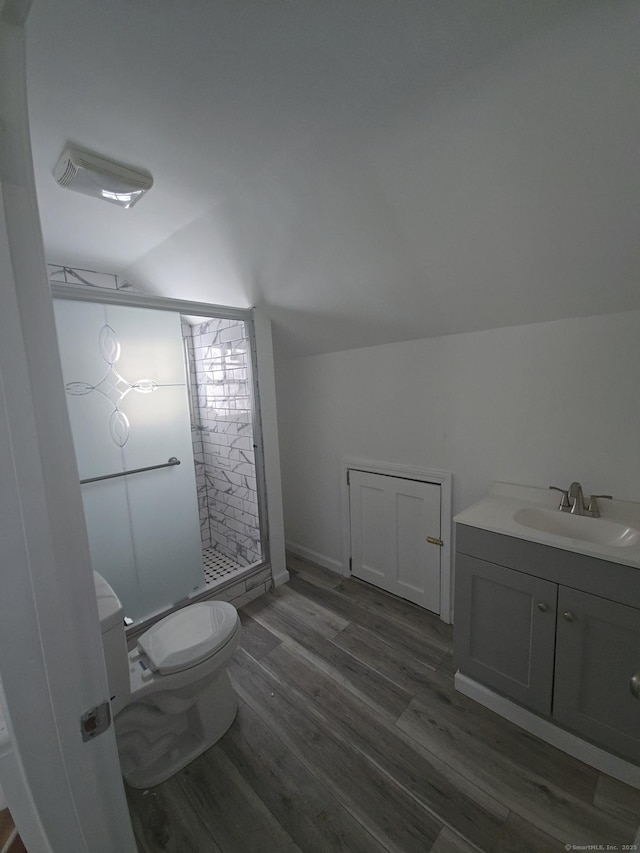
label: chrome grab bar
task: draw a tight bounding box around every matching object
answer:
[80,457,180,485]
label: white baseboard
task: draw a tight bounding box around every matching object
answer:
[271,566,290,588]
[285,540,348,577]
[455,672,640,789]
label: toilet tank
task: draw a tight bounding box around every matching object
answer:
[94,572,131,715]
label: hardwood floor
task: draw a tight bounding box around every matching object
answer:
[0,808,27,852]
[127,554,640,852]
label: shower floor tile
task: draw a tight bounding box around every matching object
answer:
[203,547,244,586]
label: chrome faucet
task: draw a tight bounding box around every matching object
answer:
[568,481,586,515]
[549,482,612,517]
[549,485,571,512]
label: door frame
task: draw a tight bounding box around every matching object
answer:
[341,457,453,622]
[0,6,137,849]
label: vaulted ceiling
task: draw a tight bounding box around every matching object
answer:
[26,0,640,355]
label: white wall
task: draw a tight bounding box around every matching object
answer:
[275,311,640,567]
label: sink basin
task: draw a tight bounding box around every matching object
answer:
[513,507,640,548]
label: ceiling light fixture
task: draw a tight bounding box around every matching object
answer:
[53,146,153,208]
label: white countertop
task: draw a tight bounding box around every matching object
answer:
[454,482,640,569]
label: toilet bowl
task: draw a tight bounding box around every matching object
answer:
[94,572,241,789]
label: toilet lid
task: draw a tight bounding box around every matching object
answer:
[137,601,238,674]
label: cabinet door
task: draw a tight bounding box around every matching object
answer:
[350,470,441,612]
[454,554,557,715]
[553,587,640,763]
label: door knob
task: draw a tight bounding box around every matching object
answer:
[630,671,640,700]
[537,602,549,613]
[563,611,576,622]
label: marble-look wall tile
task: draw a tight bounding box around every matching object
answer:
[182,321,211,549]
[184,316,262,565]
[193,428,210,549]
[213,573,271,607]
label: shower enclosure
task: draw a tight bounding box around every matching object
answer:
[181,315,263,580]
[52,288,268,627]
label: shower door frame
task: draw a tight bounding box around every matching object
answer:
[51,283,274,627]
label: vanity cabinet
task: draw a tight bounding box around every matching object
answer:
[455,554,557,715]
[553,587,640,761]
[454,525,640,764]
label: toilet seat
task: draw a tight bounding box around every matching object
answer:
[137,601,239,675]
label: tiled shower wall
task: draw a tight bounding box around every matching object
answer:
[182,322,210,549]
[182,318,262,567]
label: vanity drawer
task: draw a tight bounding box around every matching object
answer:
[456,524,640,609]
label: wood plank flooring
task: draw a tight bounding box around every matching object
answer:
[0,808,27,853]
[127,554,640,852]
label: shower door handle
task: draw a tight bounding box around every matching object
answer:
[80,457,181,485]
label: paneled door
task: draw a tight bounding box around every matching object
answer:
[349,470,441,612]
[54,299,205,622]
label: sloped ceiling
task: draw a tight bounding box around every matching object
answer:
[26,0,640,355]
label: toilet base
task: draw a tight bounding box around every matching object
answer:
[115,668,238,789]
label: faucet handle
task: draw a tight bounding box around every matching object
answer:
[586,494,612,517]
[549,486,571,510]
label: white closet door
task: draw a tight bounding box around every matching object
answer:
[349,470,441,612]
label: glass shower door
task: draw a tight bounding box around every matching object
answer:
[53,299,205,622]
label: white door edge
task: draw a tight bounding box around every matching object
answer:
[341,457,453,623]
[0,14,137,850]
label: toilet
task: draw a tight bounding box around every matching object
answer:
[94,572,241,789]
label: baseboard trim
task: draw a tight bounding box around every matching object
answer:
[285,540,347,577]
[271,566,290,588]
[455,672,640,789]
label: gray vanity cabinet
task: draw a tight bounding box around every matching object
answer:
[454,554,557,715]
[553,587,640,761]
[455,524,640,763]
